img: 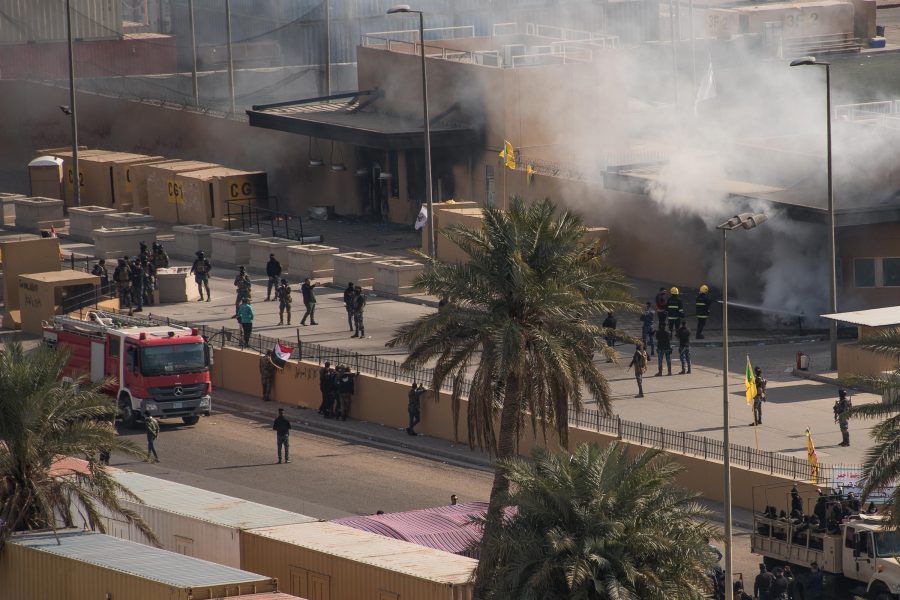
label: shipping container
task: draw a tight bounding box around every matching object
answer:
[54,151,152,208]
[175,166,269,228]
[84,470,317,569]
[127,158,186,214]
[0,0,122,44]
[143,160,221,221]
[51,149,121,208]
[0,529,278,600]
[241,522,476,600]
[109,154,168,211]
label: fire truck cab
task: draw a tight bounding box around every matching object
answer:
[44,311,213,428]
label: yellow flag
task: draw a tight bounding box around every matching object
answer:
[805,428,819,484]
[745,356,757,406]
[499,140,516,170]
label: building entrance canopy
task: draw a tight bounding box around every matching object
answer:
[246,90,479,151]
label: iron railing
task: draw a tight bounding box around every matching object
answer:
[109,310,851,485]
[225,199,323,244]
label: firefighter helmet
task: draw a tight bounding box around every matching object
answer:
[670,287,679,295]
[700,284,709,294]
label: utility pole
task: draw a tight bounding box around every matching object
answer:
[324,0,331,95]
[189,0,199,105]
[225,0,235,115]
[66,0,81,207]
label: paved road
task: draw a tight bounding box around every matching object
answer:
[110,404,762,582]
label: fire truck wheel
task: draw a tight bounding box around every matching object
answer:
[182,416,200,426]
[120,399,139,430]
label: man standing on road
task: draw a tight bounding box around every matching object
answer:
[656,326,672,376]
[300,278,319,326]
[834,388,852,446]
[351,285,367,338]
[407,383,426,436]
[236,297,255,348]
[336,365,356,421]
[190,250,211,302]
[676,320,692,374]
[666,286,685,334]
[273,408,291,464]
[602,311,617,362]
[804,562,824,600]
[627,343,648,398]
[260,350,276,402]
[753,563,775,600]
[343,282,356,331]
[145,412,160,463]
[91,259,109,291]
[233,266,252,317]
[318,362,334,417]
[265,253,282,301]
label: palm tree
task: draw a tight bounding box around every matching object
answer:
[845,328,900,527]
[473,442,720,600]
[0,341,156,550]
[387,198,638,584]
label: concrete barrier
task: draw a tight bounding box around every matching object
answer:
[155,267,198,303]
[332,252,382,288]
[103,211,155,228]
[287,244,339,281]
[92,226,158,259]
[373,259,424,295]
[248,238,295,274]
[68,206,118,242]
[172,224,223,260]
[13,197,64,233]
[210,345,822,514]
[210,230,261,268]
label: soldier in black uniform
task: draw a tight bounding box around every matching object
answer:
[695,284,710,339]
[129,257,145,313]
[834,388,852,446]
[190,251,211,301]
[91,259,109,293]
[113,257,132,312]
[265,254,282,301]
[343,282,356,331]
[751,366,767,426]
[151,241,169,270]
[275,278,292,325]
[318,362,335,417]
[233,266,252,317]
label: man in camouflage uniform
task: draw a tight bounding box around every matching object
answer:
[260,350,276,402]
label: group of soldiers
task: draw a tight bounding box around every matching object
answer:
[317,361,357,419]
[96,241,170,315]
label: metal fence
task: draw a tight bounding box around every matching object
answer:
[118,310,848,485]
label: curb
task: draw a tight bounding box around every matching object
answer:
[213,397,495,470]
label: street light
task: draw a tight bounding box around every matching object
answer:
[65,0,80,207]
[387,4,435,258]
[716,212,768,598]
[791,55,837,370]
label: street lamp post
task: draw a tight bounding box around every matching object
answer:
[791,56,837,370]
[387,4,435,258]
[65,0,80,207]
[717,212,768,598]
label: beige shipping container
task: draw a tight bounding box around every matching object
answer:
[109,154,168,212]
[241,522,476,600]
[0,529,278,600]
[53,149,119,207]
[60,151,164,209]
[183,167,269,228]
[128,158,186,214]
[144,160,221,222]
[84,470,317,568]
[0,0,122,44]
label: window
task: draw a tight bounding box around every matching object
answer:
[109,337,120,357]
[854,258,876,288]
[883,258,900,287]
[845,526,856,549]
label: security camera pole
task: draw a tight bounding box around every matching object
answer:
[65,0,80,207]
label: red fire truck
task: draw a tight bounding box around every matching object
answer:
[43,311,213,428]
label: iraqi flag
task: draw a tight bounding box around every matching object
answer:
[270,342,293,369]
[414,205,428,231]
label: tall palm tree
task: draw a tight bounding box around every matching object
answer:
[0,341,156,550]
[474,442,720,600]
[387,199,638,583]
[845,328,900,527]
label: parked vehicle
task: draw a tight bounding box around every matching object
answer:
[752,513,900,599]
[43,311,213,428]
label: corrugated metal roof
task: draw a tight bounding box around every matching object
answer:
[821,307,900,327]
[113,470,317,530]
[9,530,273,587]
[247,522,477,584]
